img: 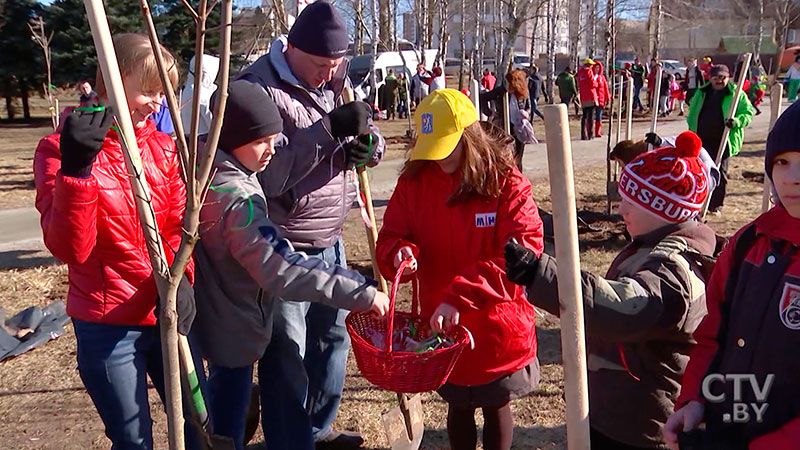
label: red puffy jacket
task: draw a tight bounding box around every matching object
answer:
[34,120,192,326]
[594,62,611,108]
[576,65,599,107]
[376,164,543,386]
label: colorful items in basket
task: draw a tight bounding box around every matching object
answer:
[364,318,455,353]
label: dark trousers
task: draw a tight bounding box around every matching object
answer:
[513,138,525,171]
[581,106,595,139]
[686,88,698,104]
[207,364,254,450]
[590,427,652,450]
[710,153,730,211]
[702,136,729,211]
[633,85,644,111]
[531,98,545,120]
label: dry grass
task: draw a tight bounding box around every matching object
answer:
[0,108,768,449]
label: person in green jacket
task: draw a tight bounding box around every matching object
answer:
[686,64,755,215]
[556,67,579,115]
[383,69,399,120]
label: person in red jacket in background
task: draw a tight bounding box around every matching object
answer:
[593,61,611,138]
[699,56,714,82]
[664,101,800,450]
[376,89,543,450]
[577,58,600,140]
[33,34,200,449]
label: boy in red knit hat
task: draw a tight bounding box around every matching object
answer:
[505,131,718,449]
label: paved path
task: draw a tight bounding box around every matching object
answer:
[0,98,778,250]
[369,100,775,197]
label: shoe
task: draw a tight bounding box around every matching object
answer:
[316,430,365,449]
[678,111,684,116]
[708,207,723,216]
[594,121,602,138]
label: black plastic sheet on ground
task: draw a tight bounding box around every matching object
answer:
[0,301,70,362]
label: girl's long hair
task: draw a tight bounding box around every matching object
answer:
[401,121,518,205]
[507,69,529,99]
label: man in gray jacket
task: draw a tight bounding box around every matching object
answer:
[237,2,386,449]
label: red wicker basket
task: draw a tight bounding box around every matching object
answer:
[346,259,472,393]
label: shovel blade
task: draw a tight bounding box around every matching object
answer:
[381,394,424,450]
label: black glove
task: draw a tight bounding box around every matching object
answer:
[504,238,541,286]
[328,101,372,138]
[644,132,662,147]
[343,133,374,168]
[176,275,196,336]
[60,106,115,177]
[725,118,736,129]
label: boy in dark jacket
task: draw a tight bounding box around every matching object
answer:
[664,101,800,450]
[506,131,717,449]
[193,80,389,450]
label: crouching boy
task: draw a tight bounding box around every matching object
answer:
[505,131,717,449]
[663,101,800,450]
[192,80,389,450]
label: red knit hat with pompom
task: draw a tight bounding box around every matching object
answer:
[618,131,709,223]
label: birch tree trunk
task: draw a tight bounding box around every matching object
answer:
[435,0,449,67]
[754,0,763,63]
[473,0,485,80]
[355,0,364,55]
[459,0,467,89]
[546,0,557,101]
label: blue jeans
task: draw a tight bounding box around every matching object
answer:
[73,319,205,450]
[207,364,254,450]
[259,238,351,450]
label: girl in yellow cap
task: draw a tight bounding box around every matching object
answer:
[376,89,544,449]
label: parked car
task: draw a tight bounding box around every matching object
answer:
[661,59,687,80]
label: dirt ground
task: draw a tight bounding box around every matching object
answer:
[0,99,768,449]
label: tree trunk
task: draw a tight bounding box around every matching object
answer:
[754,0,764,64]
[380,0,390,51]
[605,0,614,77]
[355,0,363,55]
[5,95,14,120]
[493,0,502,68]
[546,0,557,102]
[650,0,661,60]
[458,0,467,89]
[586,0,597,58]
[473,0,484,80]
[569,0,581,70]
[435,0,449,67]
[20,80,30,120]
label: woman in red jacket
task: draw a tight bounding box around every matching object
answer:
[33,34,198,449]
[376,89,543,450]
[593,61,611,138]
[576,58,599,140]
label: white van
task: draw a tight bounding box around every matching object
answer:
[349,49,439,103]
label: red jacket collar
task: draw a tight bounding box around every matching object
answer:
[754,205,800,246]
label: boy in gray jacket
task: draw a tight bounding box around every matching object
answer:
[192,80,389,450]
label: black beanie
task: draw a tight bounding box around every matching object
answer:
[766,100,800,180]
[287,2,349,58]
[216,80,283,154]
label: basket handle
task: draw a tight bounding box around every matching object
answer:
[386,258,419,353]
